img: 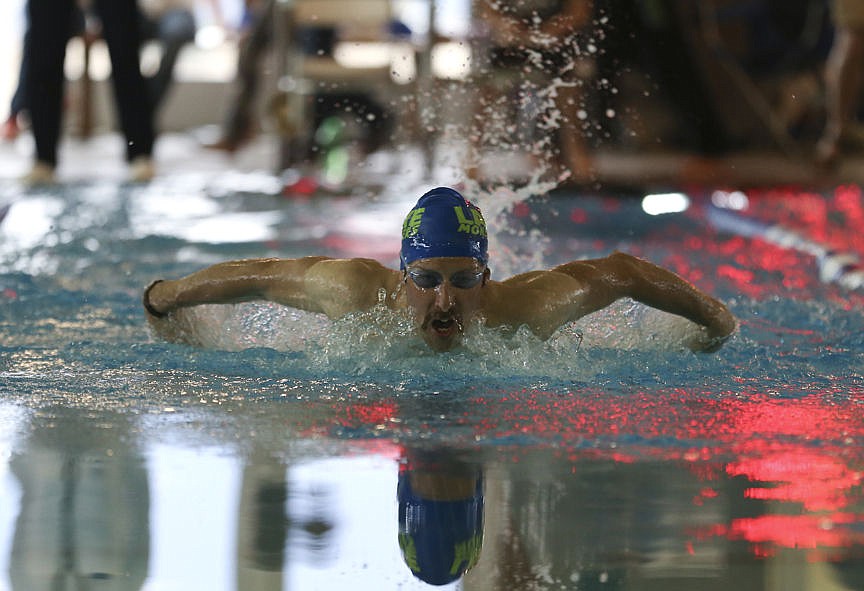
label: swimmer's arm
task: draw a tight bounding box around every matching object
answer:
[573,252,736,333]
[144,257,330,316]
[555,252,737,350]
[144,257,395,319]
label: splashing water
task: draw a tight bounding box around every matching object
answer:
[151,295,713,384]
[426,2,609,275]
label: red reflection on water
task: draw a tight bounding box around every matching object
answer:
[319,385,864,555]
[697,513,864,556]
[777,186,863,252]
[694,186,864,305]
[462,389,864,453]
[727,449,863,512]
[627,186,864,307]
[340,400,399,427]
[468,388,864,553]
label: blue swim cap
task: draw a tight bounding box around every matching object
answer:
[398,470,484,586]
[400,187,488,269]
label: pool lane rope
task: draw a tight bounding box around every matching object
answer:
[706,203,864,291]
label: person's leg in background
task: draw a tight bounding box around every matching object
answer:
[206,0,275,152]
[93,0,157,181]
[817,0,864,166]
[146,8,197,111]
[23,0,76,183]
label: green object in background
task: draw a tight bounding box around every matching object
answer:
[316,116,349,186]
[315,116,345,148]
[323,145,349,186]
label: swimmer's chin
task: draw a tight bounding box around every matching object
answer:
[421,327,462,352]
[420,315,465,351]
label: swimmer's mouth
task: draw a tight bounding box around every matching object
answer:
[432,318,455,333]
[425,315,461,336]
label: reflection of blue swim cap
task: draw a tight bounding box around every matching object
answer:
[397,471,484,586]
[400,187,488,269]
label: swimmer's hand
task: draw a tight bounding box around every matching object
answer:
[686,311,737,353]
[687,329,733,353]
[143,279,177,340]
[143,279,205,345]
[143,279,168,318]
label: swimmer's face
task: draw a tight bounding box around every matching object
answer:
[404,257,489,351]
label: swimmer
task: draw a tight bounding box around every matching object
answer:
[143,187,737,352]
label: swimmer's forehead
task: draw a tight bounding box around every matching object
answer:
[407,256,484,269]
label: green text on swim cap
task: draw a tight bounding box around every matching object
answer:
[403,207,425,239]
[402,205,487,239]
[454,207,487,237]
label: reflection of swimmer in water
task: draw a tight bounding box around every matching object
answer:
[398,449,484,586]
[143,186,736,352]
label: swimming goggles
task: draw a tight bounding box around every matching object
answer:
[406,268,485,290]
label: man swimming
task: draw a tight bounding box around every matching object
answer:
[143,186,737,352]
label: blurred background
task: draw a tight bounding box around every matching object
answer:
[1,0,862,188]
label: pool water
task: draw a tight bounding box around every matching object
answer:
[1,173,863,590]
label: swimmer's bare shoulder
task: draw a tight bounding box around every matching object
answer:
[482,269,589,339]
[300,257,402,317]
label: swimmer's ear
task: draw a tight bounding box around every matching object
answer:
[482,267,491,285]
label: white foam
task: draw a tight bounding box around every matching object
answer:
[154,300,711,380]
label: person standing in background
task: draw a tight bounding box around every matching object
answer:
[203,0,273,153]
[23,0,156,185]
[3,5,86,142]
[138,0,198,112]
[817,0,864,166]
[138,0,226,112]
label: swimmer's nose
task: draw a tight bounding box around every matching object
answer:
[434,282,455,310]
